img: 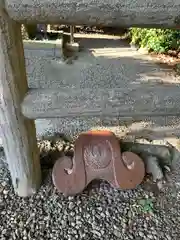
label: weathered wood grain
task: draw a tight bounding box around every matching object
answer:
[5,0,180,28]
[21,84,180,119]
[0,4,41,196]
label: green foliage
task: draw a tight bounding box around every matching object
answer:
[130,28,180,53]
[138,198,154,214]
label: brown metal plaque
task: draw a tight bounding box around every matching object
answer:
[52,130,145,196]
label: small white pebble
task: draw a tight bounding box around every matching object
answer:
[3,189,9,195]
[139,231,144,237]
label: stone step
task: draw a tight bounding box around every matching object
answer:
[21,84,180,120]
[24,45,178,89]
[24,39,62,57]
[20,36,180,140]
[34,116,180,140]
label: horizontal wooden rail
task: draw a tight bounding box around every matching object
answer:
[5,0,180,28]
[21,85,180,119]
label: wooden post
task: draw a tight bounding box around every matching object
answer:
[0,4,41,196]
[70,25,74,43]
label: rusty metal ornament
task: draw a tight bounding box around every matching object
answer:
[52,130,145,196]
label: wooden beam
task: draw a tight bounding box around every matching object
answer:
[21,84,180,120]
[0,4,41,196]
[5,0,180,29]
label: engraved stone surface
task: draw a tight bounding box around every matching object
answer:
[52,130,145,196]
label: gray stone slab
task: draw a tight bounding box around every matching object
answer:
[24,37,179,89]
[34,116,180,140]
[21,85,180,119]
[5,0,180,28]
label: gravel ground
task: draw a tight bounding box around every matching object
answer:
[1,137,180,240]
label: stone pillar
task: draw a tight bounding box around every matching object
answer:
[0,4,41,196]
